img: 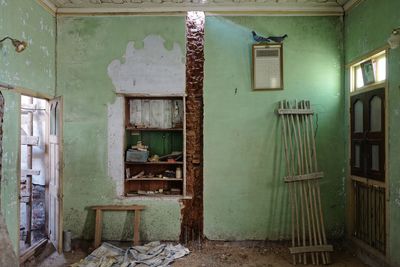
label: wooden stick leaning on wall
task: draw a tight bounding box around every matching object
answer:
[277,100,333,265]
[280,101,294,264]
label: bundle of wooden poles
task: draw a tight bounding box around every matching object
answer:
[277,100,333,265]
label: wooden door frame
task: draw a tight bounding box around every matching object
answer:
[17,92,64,260]
[18,92,51,261]
[48,96,63,253]
[346,47,390,263]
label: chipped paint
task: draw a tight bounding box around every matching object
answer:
[107,35,185,95]
[58,16,185,242]
[0,0,56,253]
[107,96,124,196]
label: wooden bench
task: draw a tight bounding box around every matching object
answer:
[91,205,145,248]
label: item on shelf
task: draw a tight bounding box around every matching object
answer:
[149,155,160,162]
[159,151,183,161]
[167,158,176,163]
[173,122,183,128]
[171,188,181,194]
[132,141,148,151]
[176,167,182,179]
[126,149,149,162]
[147,172,155,178]
[158,189,163,193]
[134,122,146,129]
[158,174,163,178]
[126,168,131,179]
[163,170,176,178]
[137,190,147,195]
[131,171,145,179]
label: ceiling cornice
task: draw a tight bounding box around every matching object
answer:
[58,7,343,16]
[36,0,346,16]
[343,0,364,12]
[36,0,57,16]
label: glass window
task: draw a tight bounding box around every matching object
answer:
[351,51,386,92]
[354,100,363,133]
[371,145,380,171]
[370,96,382,132]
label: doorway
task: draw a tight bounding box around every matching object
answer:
[348,50,388,256]
[350,88,386,253]
[19,95,63,258]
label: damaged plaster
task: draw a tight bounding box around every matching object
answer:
[107,96,124,196]
[107,35,185,95]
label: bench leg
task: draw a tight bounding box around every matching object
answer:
[133,210,141,246]
[94,209,103,248]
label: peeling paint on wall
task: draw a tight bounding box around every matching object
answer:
[58,16,185,241]
[107,35,185,95]
[0,0,56,252]
[107,96,124,196]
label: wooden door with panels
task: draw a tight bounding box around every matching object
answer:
[350,88,386,254]
[48,97,63,253]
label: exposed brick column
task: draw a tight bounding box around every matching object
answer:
[181,11,205,243]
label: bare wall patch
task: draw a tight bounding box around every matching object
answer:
[107,35,185,95]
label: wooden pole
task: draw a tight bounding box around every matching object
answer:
[294,103,314,264]
[285,101,301,264]
[280,101,296,265]
[290,105,307,264]
[308,106,329,264]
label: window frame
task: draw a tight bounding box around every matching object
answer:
[350,50,387,93]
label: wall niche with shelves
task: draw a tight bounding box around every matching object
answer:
[124,96,185,197]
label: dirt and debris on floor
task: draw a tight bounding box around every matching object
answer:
[35,241,368,267]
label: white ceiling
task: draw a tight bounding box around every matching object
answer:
[39,0,356,15]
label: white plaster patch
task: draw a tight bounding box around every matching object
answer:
[394,186,400,207]
[107,35,185,95]
[107,96,125,196]
[40,46,49,57]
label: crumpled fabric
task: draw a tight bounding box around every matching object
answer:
[71,241,190,267]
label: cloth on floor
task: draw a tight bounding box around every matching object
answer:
[71,241,190,267]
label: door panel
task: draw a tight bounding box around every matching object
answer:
[350,88,385,181]
[48,98,63,253]
[350,87,386,254]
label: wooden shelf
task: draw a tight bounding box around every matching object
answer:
[125,193,182,197]
[126,127,183,132]
[126,178,183,181]
[125,161,183,165]
[124,96,185,196]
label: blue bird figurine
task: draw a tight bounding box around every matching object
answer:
[252,31,288,43]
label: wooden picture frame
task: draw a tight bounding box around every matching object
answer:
[252,43,283,90]
[361,60,375,85]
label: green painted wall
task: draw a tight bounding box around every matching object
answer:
[344,0,400,265]
[0,0,55,252]
[204,16,345,240]
[57,16,185,241]
[0,6,348,248]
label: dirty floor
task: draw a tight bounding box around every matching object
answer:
[33,241,368,267]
